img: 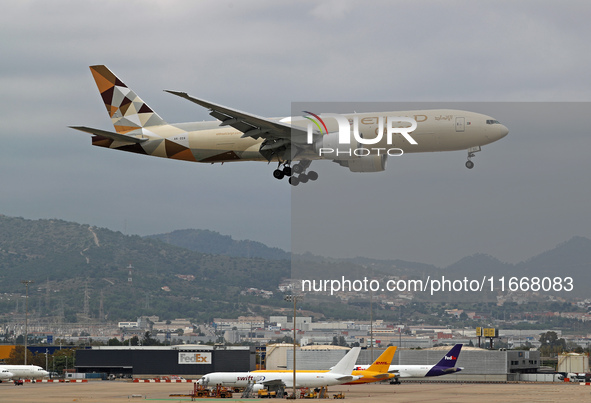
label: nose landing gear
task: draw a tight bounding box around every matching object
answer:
[465,146,481,169]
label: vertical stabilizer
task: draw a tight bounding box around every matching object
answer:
[434,344,463,368]
[329,347,361,375]
[89,65,167,134]
[366,346,397,373]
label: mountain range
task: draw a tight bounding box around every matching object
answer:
[0,214,589,323]
[154,228,591,297]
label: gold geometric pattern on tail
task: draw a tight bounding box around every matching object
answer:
[90,65,166,134]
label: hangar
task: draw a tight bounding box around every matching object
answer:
[75,345,255,377]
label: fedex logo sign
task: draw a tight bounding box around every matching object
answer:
[178,352,212,364]
[444,355,457,360]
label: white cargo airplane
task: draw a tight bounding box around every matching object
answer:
[353,344,463,379]
[0,365,49,380]
[197,347,361,389]
[71,66,509,185]
[0,368,14,382]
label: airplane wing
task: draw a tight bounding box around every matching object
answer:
[260,378,286,387]
[165,90,310,161]
[69,126,149,144]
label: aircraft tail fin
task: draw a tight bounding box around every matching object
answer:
[366,346,397,373]
[435,344,463,368]
[89,65,167,134]
[329,347,361,375]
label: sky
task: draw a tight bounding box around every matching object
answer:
[1,1,590,267]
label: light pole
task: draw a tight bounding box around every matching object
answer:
[21,280,34,365]
[370,289,373,362]
[284,294,301,399]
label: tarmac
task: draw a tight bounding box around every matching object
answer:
[0,381,589,402]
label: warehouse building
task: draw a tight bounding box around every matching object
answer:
[75,345,255,378]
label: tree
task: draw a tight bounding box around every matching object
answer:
[6,346,25,365]
[566,341,583,353]
[141,331,162,346]
[539,331,566,356]
[128,335,139,346]
[107,337,123,346]
[52,349,76,374]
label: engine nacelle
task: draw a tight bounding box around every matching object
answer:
[346,154,387,172]
[314,131,360,160]
[252,384,265,392]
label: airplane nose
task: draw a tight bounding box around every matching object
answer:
[498,124,509,139]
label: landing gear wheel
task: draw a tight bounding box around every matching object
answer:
[307,171,318,181]
[289,176,299,186]
[282,166,292,176]
[292,164,304,174]
[298,174,309,184]
[465,160,474,169]
[273,169,285,179]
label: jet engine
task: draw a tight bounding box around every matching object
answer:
[346,154,387,172]
[314,131,360,159]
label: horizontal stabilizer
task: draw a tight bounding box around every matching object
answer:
[69,126,148,143]
[373,373,392,379]
[335,375,355,382]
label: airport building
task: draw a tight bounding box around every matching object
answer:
[75,345,255,378]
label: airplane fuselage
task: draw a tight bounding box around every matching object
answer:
[0,368,14,381]
[92,109,508,164]
[198,371,359,388]
[354,363,462,378]
[0,365,49,380]
[253,369,396,385]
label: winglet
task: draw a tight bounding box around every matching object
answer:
[328,347,361,375]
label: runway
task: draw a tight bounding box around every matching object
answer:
[0,381,588,402]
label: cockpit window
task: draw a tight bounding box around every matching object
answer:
[486,119,501,124]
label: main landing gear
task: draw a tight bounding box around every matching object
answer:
[272,160,318,186]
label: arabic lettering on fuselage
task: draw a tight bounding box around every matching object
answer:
[434,115,453,121]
